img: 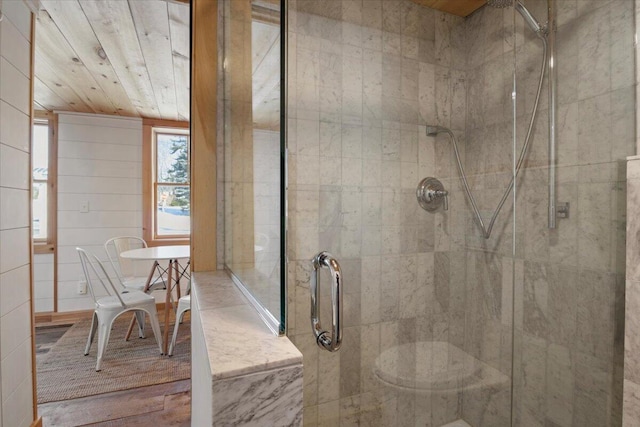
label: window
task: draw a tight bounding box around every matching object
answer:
[32,112,57,253]
[143,119,190,245]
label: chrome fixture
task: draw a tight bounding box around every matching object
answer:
[486,0,557,230]
[427,0,555,238]
[310,252,343,352]
[487,0,547,36]
[547,0,557,230]
[556,202,569,219]
[416,177,448,212]
[514,1,545,35]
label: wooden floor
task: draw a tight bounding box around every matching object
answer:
[38,380,191,427]
[35,325,191,426]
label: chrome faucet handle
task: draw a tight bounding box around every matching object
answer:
[417,178,448,212]
[436,190,449,211]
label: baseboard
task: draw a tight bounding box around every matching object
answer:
[35,310,93,326]
[35,303,180,326]
[31,416,43,427]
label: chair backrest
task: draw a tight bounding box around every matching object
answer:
[77,248,126,307]
[104,236,147,282]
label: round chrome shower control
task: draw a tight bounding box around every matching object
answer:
[416,177,448,212]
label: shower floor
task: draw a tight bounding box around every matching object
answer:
[441,420,472,427]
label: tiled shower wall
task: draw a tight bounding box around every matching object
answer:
[515,1,633,425]
[286,0,469,425]
[622,0,640,424]
[287,0,636,426]
[460,0,634,426]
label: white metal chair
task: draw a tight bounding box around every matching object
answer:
[105,236,168,339]
[77,248,164,371]
[104,236,166,293]
[168,294,190,356]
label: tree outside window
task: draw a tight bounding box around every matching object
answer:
[154,131,190,238]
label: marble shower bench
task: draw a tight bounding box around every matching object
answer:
[191,271,303,426]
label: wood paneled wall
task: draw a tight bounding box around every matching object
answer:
[190,0,218,271]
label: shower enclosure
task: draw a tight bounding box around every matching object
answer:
[222,0,635,425]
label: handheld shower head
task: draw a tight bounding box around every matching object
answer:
[486,0,545,36]
[514,0,543,34]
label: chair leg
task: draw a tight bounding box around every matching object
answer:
[96,317,114,372]
[168,309,185,357]
[146,308,164,355]
[84,312,98,356]
[134,311,146,338]
[124,314,136,341]
[169,301,190,356]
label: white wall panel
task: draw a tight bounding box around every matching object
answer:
[56,112,143,312]
[0,145,29,189]
[0,19,30,76]
[1,0,31,40]
[0,5,33,425]
[0,188,29,229]
[58,112,141,129]
[58,193,141,212]
[0,302,30,360]
[58,123,142,146]
[0,58,30,115]
[58,176,141,195]
[58,140,141,162]
[58,158,142,179]
[0,102,29,152]
[0,228,29,273]
[0,265,29,317]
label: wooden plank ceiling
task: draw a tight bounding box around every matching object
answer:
[409,0,487,17]
[35,0,190,122]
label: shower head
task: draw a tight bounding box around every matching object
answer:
[425,125,449,137]
[514,1,543,34]
[486,0,545,35]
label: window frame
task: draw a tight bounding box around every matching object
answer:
[142,118,191,246]
[32,111,57,255]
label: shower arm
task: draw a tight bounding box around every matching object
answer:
[437,37,548,239]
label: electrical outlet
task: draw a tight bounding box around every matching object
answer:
[77,281,87,295]
[80,201,89,213]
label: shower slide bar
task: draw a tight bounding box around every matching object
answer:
[310,251,343,352]
[426,0,555,239]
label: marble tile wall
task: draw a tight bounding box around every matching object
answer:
[285,0,635,425]
[191,271,303,426]
[626,3,640,424]
[286,0,468,425]
[624,157,640,425]
[457,1,634,426]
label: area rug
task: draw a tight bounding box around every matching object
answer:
[36,315,191,404]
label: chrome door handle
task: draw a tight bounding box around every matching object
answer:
[310,251,343,352]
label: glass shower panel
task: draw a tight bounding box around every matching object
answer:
[513,0,634,426]
[456,4,518,426]
[286,1,517,425]
[223,0,284,330]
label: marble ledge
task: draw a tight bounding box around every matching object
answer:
[628,157,640,180]
[191,270,302,381]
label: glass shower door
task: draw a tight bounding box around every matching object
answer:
[512,0,634,426]
[286,0,518,425]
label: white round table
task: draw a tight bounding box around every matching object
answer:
[120,245,190,261]
[121,245,190,354]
